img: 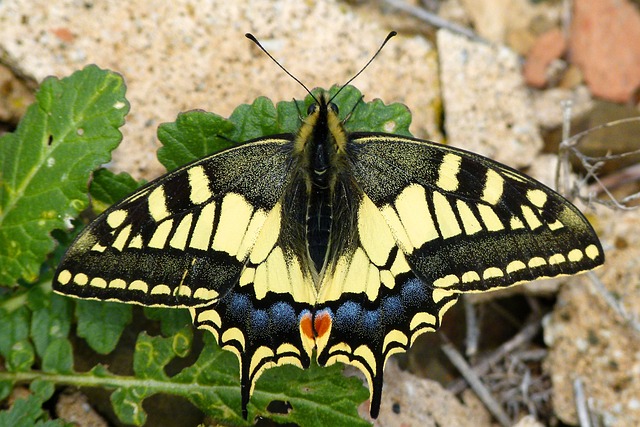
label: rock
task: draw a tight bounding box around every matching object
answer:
[56,391,108,427]
[437,29,543,169]
[0,64,34,124]
[570,0,640,102]
[0,0,440,180]
[523,28,567,88]
[543,208,640,426]
[531,85,593,130]
[357,359,493,426]
[513,415,546,427]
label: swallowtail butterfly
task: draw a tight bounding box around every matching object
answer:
[54,32,604,419]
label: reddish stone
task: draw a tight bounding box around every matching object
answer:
[570,0,640,102]
[524,28,567,88]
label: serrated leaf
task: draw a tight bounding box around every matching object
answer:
[2,85,410,425]
[29,292,72,358]
[157,110,236,171]
[75,299,132,354]
[110,386,148,426]
[253,363,370,427]
[29,379,55,401]
[89,168,142,213]
[228,96,281,141]
[0,392,68,427]
[153,86,412,174]
[0,65,129,286]
[0,394,45,427]
[42,338,73,374]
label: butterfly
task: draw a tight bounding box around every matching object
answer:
[53,32,604,419]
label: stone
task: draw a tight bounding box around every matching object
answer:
[570,0,640,102]
[523,28,567,88]
[0,0,440,180]
[543,208,640,426]
[357,359,492,426]
[437,29,543,169]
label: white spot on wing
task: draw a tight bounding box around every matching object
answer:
[188,166,213,205]
[436,153,462,192]
[481,169,504,205]
[148,186,170,221]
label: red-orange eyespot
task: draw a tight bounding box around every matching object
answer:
[300,312,314,340]
[314,310,332,338]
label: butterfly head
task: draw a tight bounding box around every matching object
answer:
[295,92,348,180]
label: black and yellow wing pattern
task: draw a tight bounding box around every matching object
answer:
[54,89,603,419]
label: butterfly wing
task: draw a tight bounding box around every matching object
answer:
[314,133,604,417]
[350,133,604,288]
[54,136,317,417]
[191,177,318,418]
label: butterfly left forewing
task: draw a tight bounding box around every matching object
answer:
[54,137,298,309]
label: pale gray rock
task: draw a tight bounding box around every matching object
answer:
[437,29,543,169]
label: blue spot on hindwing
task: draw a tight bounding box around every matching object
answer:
[381,296,403,324]
[335,301,361,328]
[269,302,296,335]
[228,293,251,323]
[250,309,270,340]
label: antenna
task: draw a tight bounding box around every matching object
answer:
[245,33,317,103]
[330,31,396,103]
[245,31,397,103]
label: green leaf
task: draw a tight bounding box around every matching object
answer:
[110,386,148,426]
[75,299,132,354]
[30,379,55,401]
[0,392,67,427]
[153,85,412,173]
[42,338,73,374]
[157,110,236,171]
[0,83,409,425]
[0,381,12,401]
[143,306,192,337]
[89,168,142,213]
[29,292,72,358]
[0,65,129,286]
[0,394,45,427]
[0,306,35,372]
[228,96,281,140]
[253,363,370,427]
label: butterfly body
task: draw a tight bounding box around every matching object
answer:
[54,88,603,420]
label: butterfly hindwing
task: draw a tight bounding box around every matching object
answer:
[315,191,459,418]
[192,191,317,418]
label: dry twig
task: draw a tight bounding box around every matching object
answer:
[441,333,512,427]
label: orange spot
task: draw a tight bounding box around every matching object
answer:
[51,28,75,43]
[314,310,332,338]
[300,312,314,340]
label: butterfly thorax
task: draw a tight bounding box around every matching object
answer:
[294,93,349,278]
